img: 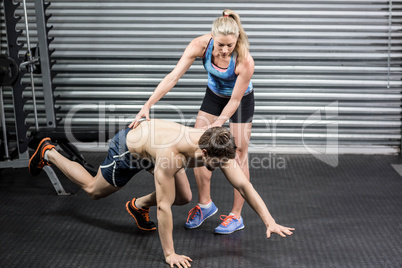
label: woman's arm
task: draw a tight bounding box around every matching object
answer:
[211,53,255,127]
[129,34,211,128]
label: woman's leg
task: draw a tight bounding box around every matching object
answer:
[184,110,219,228]
[193,110,218,204]
[229,122,252,216]
[47,148,119,199]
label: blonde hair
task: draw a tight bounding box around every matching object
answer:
[211,9,249,63]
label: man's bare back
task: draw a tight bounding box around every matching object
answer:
[126,119,204,169]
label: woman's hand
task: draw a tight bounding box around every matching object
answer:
[128,107,150,128]
[201,122,223,131]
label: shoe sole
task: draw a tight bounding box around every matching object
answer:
[185,207,218,229]
[214,224,245,235]
[29,137,51,176]
[125,201,156,231]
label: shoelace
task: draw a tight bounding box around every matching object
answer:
[133,201,151,221]
[219,215,237,227]
[38,156,51,167]
[39,145,52,167]
[139,207,150,222]
[186,205,202,223]
[38,159,46,168]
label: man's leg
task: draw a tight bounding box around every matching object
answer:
[135,169,191,208]
[126,169,192,231]
[29,138,119,199]
[46,147,119,199]
[173,169,192,205]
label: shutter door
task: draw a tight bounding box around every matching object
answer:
[1,1,402,154]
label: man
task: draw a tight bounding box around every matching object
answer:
[29,119,294,268]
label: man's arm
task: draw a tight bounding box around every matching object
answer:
[220,159,295,238]
[153,153,192,268]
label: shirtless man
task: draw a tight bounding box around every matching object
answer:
[29,119,294,268]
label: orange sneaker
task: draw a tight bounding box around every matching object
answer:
[29,138,55,176]
[125,198,156,231]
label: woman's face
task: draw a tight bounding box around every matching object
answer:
[212,34,237,58]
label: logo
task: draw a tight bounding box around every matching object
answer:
[302,101,339,167]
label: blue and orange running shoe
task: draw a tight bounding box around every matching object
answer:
[184,202,218,229]
[214,214,245,234]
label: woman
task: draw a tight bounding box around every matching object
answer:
[129,9,255,234]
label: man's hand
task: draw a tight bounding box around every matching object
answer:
[165,253,193,268]
[267,222,295,238]
[128,107,150,128]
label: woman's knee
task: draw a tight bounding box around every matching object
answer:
[236,146,249,159]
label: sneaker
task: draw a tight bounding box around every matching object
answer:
[125,198,156,231]
[184,201,218,229]
[214,215,245,234]
[29,137,55,176]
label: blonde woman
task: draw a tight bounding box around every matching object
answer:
[130,10,255,234]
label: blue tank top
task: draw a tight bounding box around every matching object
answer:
[202,38,253,96]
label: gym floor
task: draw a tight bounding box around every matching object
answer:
[1,152,401,267]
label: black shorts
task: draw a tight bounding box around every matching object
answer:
[199,86,254,123]
[100,128,154,187]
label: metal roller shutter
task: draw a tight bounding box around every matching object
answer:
[1,0,402,154]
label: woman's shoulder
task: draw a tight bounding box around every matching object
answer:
[237,50,254,64]
[236,52,254,75]
[191,33,212,47]
[187,34,212,57]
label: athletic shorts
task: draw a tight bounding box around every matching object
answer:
[199,86,255,123]
[100,128,154,188]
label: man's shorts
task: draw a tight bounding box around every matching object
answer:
[199,86,255,123]
[100,128,154,188]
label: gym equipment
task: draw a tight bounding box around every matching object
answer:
[0,55,19,86]
[22,47,41,74]
[0,0,98,195]
[1,0,57,176]
[22,0,39,131]
[1,0,31,169]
